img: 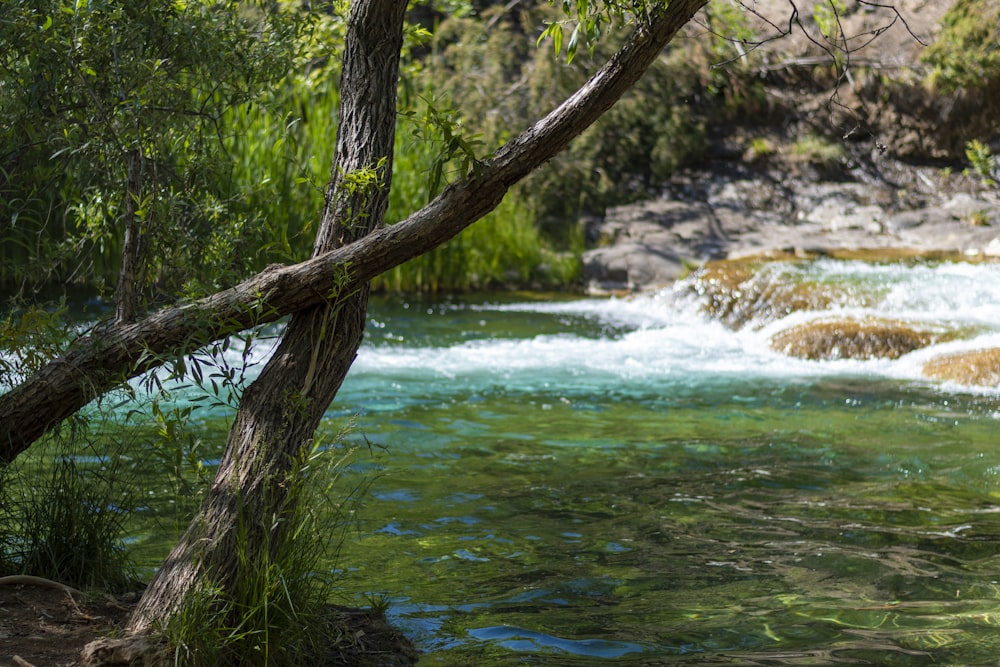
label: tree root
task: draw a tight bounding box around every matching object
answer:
[80,635,171,667]
[0,574,84,597]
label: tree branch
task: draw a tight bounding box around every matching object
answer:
[0,0,708,462]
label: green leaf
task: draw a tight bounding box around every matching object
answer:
[537,23,564,57]
[567,25,580,64]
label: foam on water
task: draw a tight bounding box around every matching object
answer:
[352,260,1000,396]
[101,259,1000,403]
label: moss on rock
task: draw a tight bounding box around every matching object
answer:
[690,253,873,330]
[923,348,1000,387]
[771,317,938,361]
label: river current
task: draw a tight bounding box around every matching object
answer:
[134,258,1000,664]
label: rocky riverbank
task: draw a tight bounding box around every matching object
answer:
[582,0,1000,294]
[582,158,1000,293]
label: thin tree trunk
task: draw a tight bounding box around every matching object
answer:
[124,0,408,634]
[115,149,143,324]
[0,1,708,464]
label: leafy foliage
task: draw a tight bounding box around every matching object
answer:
[0,0,306,296]
[422,3,741,225]
[537,0,667,64]
[922,0,1000,91]
[0,0,760,295]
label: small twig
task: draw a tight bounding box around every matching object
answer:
[704,0,920,152]
[858,0,928,46]
[12,655,38,667]
[484,0,522,32]
[757,56,922,71]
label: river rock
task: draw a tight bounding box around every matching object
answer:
[582,201,726,291]
[689,255,879,330]
[582,243,685,290]
[923,348,1000,387]
[985,237,1000,257]
[794,184,891,234]
[771,317,938,361]
[584,172,1000,293]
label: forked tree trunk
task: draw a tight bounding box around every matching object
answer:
[125,0,408,634]
[66,0,709,660]
[0,0,707,464]
[56,0,710,651]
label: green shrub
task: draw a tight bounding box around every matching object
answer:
[923,0,1000,91]
[965,139,998,186]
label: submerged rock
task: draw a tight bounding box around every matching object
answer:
[923,348,1000,387]
[771,317,938,360]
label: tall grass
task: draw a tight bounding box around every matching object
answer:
[0,427,138,591]
[373,102,581,293]
[221,83,337,269]
[224,74,580,292]
[162,441,377,666]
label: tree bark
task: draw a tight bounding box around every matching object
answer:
[0,0,708,465]
[115,149,144,324]
[125,0,408,634]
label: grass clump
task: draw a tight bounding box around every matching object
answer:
[964,139,998,187]
[0,430,138,592]
[788,134,846,172]
[160,443,413,666]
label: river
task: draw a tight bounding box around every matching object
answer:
[130,257,1000,664]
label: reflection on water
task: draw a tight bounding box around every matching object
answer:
[130,260,1000,664]
[324,382,1000,665]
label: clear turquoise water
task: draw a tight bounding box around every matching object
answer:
[135,260,1000,665]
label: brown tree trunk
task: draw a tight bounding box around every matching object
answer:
[126,0,408,634]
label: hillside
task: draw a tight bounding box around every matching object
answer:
[581,0,1000,291]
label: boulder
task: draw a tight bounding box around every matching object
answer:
[582,200,726,291]
[583,170,1000,293]
[771,317,938,360]
[582,243,685,291]
[923,348,1000,387]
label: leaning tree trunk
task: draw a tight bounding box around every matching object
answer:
[125,0,408,635]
